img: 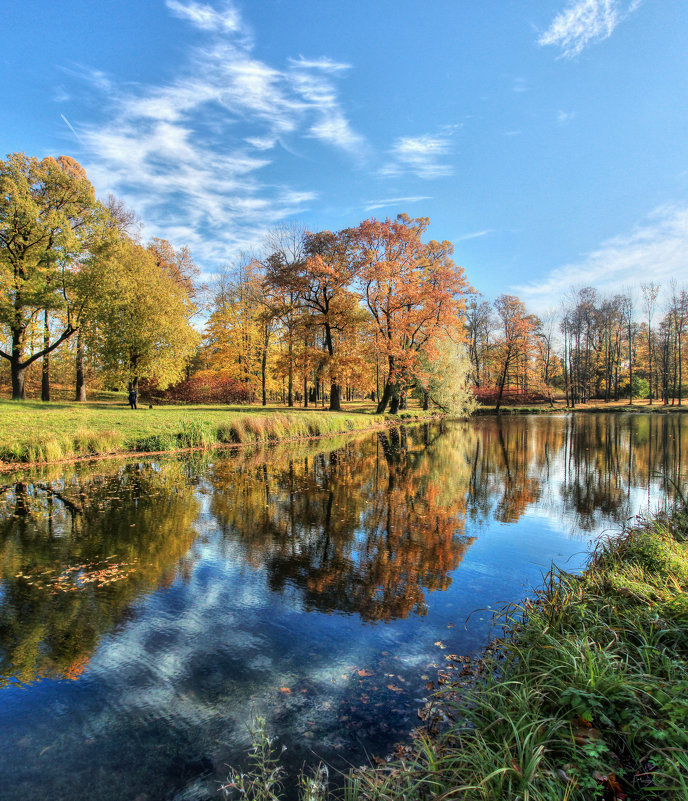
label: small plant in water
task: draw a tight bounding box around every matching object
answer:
[221,718,330,801]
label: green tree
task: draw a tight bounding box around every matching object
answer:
[0,153,102,399]
[417,336,477,416]
[90,237,199,391]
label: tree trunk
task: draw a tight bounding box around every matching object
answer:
[11,363,26,401]
[329,381,341,411]
[376,356,396,413]
[42,310,50,402]
[628,320,633,406]
[287,337,293,407]
[4,323,75,401]
[303,335,308,408]
[495,351,511,412]
[75,329,87,402]
[10,329,26,401]
[422,389,429,410]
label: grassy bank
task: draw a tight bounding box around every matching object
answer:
[475,398,688,415]
[0,399,433,467]
[474,398,688,415]
[226,509,688,801]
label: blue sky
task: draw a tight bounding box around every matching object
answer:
[3,0,688,311]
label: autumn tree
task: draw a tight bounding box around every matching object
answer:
[89,237,199,390]
[492,294,537,411]
[147,237,200,300]
[0,153,103,399]
[265,229,366,411]
[464,292,494,387]
[533,309,560,404]
[262,224,307,407]
[349,215,470,414]
[204,259,276,402]
[641,282,660,404]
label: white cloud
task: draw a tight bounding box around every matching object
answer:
[288,56,352,73]
[165,0,243,34]
[515,205,688,313]
[513,77,528,93]
[363,196,432,212]
[456,229,493,242]
[538,0,644,58]
[381,127,458,179]
[557,109,576,125]
[66,0,362,267]
[308,112,365,152]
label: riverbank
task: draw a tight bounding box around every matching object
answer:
[476,398,688,415]
[227,507,688,800]
[346,508,688,800]
[0,399,437,468]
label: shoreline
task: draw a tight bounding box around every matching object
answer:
[344,508,688,800]
[0,406,440,472]
[475,401,688,415]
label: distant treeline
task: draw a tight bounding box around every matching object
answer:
[2,153,686,410]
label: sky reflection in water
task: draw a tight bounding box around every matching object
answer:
[0,414,685,800]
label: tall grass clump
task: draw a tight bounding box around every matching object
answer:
[177,418,216,448]
[221,718,330,801]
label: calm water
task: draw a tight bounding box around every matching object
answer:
[0,414,686,800]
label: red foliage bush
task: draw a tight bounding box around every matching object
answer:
[147,372,256,404]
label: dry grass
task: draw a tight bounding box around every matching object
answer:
[0,398,434,466]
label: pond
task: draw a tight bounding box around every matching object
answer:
[0,413,686,800]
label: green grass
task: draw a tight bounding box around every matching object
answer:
[0,398,436,465]
[224,508,688,801]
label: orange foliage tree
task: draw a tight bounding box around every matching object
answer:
[492,294,538,411]
[348,215,470,413]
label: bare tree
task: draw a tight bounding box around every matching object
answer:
[641,282,660,404]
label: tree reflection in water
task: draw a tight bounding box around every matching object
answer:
[0,459,202,686]
[209,425,474,622]
[1,413,686,688]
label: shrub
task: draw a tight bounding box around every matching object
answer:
[156,371,256,404]
[472,385,551,406]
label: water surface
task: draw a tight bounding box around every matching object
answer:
[0,413,685,800]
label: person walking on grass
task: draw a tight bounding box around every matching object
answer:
[128,386,138,410]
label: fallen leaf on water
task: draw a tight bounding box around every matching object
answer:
[357,669,373,677]
[387,684,403,692]
[434,641,446,649]
[279,687,291,693]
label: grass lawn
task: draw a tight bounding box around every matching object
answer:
[0,397,432,465]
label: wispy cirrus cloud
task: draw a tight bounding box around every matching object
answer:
[64,0,364,267]
[165,0,244,35]
[456,229,494,242]
[538,0,644,58]
[515,205,688,313]
[380,127,458,180]
[363,196,432,212]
